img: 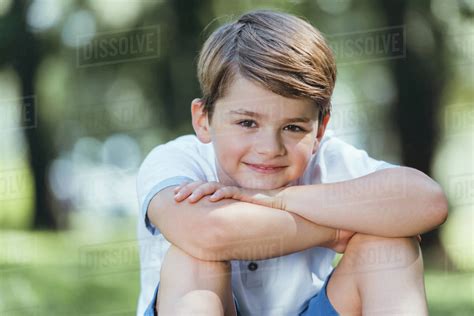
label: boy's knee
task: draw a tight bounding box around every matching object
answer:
[347,233,419,251]
[158,245,232,316]
[341,233,421,273]
[159,290,224,316]
[175,290,225,316]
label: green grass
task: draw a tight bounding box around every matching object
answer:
[1,226,472,316]
[425,270,474,316]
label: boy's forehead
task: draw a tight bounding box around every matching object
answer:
[220,95,286,109]
[217,95,318,120]
[215,75,318,120]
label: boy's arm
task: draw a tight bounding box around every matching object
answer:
[147,186,339,261]
[277,167,448,237]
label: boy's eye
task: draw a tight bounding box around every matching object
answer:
[237,121,306,132]
[284,125,305,132]
[238,120,257,128]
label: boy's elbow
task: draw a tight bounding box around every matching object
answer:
[425,183,449,228]
[410,168,449,229]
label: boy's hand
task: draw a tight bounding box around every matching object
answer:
[173,181,285,209]
[327,229,356,253]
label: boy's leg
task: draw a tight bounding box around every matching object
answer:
[326,233,428,315]
[157,244,237,316]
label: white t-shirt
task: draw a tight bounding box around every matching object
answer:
[135,130,395,316]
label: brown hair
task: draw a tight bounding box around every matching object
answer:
[197,10,337,123]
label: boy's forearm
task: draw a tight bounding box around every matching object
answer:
[192,198,337,261]
[151,187,338,262]
[277,167,448,237]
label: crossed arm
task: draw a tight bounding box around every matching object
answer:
[148,186,339,261]
[277,167,448,237]
[147,167,448,261]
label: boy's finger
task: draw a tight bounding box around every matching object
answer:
[219,186,239,199]
[174,181,203,201]
[210,187,238,201]
[188,183,220,202]
[209,189,224,201]
[173,185,184,193]
[179,181,204,193]
[174,190,190,201]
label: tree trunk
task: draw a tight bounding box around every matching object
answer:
[11,0,59,229]
[378,0,449,267]
[155,0,213,132]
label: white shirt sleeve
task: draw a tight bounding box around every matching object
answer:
[136,139,207,235]
[314,132,398,184]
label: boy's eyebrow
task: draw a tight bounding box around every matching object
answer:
[228,109,313,123]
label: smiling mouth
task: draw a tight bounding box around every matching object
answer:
[244,163,287,174]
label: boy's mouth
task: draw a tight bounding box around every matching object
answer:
[244,162,287,174]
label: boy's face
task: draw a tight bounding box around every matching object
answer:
[192,75,329,190]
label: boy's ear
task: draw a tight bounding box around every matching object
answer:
[191,98,212,143]
[312,114,330,154]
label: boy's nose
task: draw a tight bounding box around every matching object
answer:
[255,130,286,157]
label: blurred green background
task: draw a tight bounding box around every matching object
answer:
[0,0,472,315]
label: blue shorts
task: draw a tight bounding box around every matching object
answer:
[144,270,339,315]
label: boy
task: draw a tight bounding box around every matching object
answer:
[137,10,448,316]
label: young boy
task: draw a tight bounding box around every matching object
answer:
[137,10,448,316]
